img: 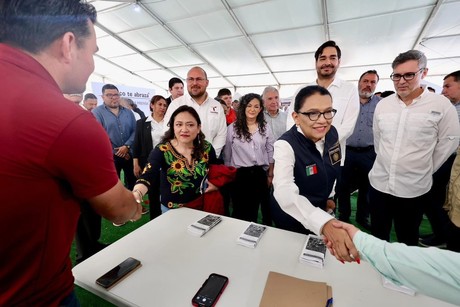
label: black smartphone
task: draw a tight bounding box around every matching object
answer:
[192,273,229,307]
[95,257,141,289]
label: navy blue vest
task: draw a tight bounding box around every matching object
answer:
[279,125,341,210]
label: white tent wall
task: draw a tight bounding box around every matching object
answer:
[87,0,460,100]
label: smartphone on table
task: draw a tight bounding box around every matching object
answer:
[192,273,229,307]
[95,257,141,289]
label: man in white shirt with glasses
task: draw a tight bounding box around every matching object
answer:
[163,67,227,157]
[368,50,460,246]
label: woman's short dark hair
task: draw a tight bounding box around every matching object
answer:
[234,93,266,142]
[149,95,166,112]
[0,0,97,54]
[162,105,206,161]
[294,86,332,113]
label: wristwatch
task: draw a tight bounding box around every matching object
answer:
[125,145,131,149]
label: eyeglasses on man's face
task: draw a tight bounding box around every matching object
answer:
[104,93,120,98]
[298,109,337,121]
[186,77,207,83]
[390,68,424,82]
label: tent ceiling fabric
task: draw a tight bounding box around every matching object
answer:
[88,0,460,97]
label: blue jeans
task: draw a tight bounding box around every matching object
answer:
[59,290,80,307]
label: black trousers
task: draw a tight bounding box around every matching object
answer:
[369,186,427,246]
[148,187,161,220]
[75,201,103,263]
[447,220,460,252]
[424,154,456,240]
[114,155,136,190]
[338,147,376,221]
[231,166,269,223]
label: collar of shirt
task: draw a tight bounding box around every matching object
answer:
[264,110,280,118]
[397,86,427,107]
[186,92,210,106]
[145,114,164,124]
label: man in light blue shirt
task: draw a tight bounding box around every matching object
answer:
[93,84,137,191]
[328,221,460,306]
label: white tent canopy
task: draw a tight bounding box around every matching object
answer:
[87,0,460,98]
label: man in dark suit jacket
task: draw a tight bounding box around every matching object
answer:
[165,77,184,105]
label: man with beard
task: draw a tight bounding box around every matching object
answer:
[337,70,381,229]
[163,66,227,156]
[93,85,139,223]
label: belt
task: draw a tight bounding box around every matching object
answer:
[346,145,374,152]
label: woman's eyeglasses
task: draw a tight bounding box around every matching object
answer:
[298,109,337,121]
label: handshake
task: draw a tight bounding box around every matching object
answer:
[321,220,361,264]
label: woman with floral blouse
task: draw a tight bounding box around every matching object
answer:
[132,105,218,212]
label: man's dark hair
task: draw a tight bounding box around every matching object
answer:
[0,0,97,54]
[314,40,342,61]
[359,70,380,82]
[444,70,460,82]
[102,84,119,94]
[392,50,427,70]
[84,93,97,101]
[168,77,183,89]
[217,88,231,98]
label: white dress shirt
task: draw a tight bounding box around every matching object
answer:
[286,78,359,143]
[285,78,359,165]
[163,93,227,156]
[145,115,164,147]
[369,88,460,198]
[272,129,334,235]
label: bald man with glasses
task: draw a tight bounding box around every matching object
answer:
[368,50,460,246]
[162,67,227,157]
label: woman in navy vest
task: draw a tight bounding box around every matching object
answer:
[272,85,359,263]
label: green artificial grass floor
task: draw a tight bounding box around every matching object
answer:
[71,193,433,306]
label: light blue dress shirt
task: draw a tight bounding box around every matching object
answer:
[354,231,460,305]
[92,105,136,152]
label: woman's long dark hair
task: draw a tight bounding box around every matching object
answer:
[234,93,266,142]
[162,105,206,161]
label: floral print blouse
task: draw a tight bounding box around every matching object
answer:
[137,140,217,209]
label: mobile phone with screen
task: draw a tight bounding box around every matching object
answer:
[95,257,141,289]
[192,273,229,307]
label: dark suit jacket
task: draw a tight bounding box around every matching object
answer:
[165,96,173,106]
[133,118,154,168]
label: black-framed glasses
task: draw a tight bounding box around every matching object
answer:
[104,93,120,98]
[390,68,424,81]
[298,109,337,121]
